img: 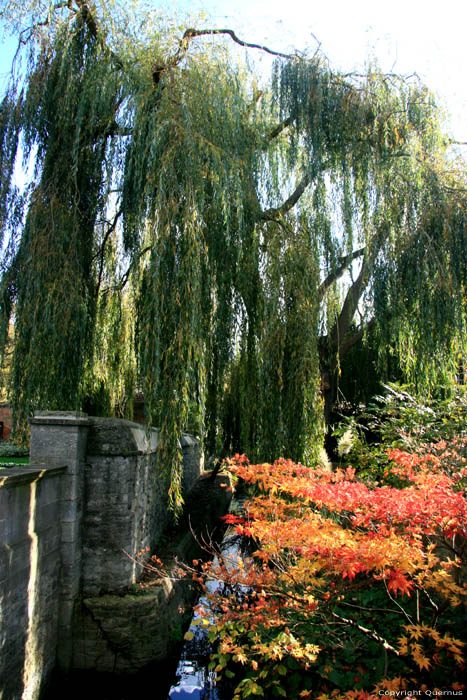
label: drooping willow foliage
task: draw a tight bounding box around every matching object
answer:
[0,1,465,509]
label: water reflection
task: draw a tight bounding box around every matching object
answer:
[168,620,219,700]
[168,532,243,700]
[168,661,219,699]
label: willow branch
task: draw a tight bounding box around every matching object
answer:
[101,245,152,295]
[264,114,296,144]
[261,172,312,220]
[93,208,122,297]
[180,28,299,61]
[319,247,366,298]
[338,317,375,358]
[152,27,302,86]
[74,1,123,68]
[330,259,368,351]
[16,0,124,69]
[74,1,99,37]
[329,224,389,358]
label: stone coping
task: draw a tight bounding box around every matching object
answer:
[29,412,199,448]
[30,411,90,427]
[0,463,67,487]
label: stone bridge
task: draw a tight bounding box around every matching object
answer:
[0,412,230,700]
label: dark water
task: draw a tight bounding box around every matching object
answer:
[44,532,243,700]
[44,592,221,700]
[44,639,218,700]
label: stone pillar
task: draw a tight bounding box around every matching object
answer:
[29,411,90,672]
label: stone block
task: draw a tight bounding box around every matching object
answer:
[60,540,81,570]
[1,514,29,546]
[0,543,10,582]
[35,500,61,531]
[37,528,61,557]
[59,577,80,602]
[34,474,61,506]
[86,417,150,456]
[60,520,80,544]
[60,498,82,523]
[0,518,7,546]
[7,539,32,576]
[30,413,89,467]
[56,637,73,671]
[58,598,76,622]
[60,472,84,502]
[37,548,61,576]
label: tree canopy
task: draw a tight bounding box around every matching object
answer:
[0,0,466,509]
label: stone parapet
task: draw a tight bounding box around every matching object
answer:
[30,412,90,674]
[0,464,65,700]
[71,473,232,674]
[0,411,205,699]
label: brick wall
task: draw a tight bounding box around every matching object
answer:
[0,404,12,441]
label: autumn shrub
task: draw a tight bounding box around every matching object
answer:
[188,443,466,699]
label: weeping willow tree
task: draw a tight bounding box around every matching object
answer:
[0,1,466,509]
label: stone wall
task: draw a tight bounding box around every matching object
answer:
[29,412,90,673]
[0,412,205,700]
[0,464,65,700]
[81,418,202,595]
[71,472,231,674]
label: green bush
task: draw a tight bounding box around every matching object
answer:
[333,382,467,482]
[366,382,467,446]
[0,440,29,458]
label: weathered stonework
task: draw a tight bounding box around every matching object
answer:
[71,473,231,673]
[0,412,212,700]
[81,418,203,595]
[0,465,65,700]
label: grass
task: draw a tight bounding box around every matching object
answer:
[0,456,30,468]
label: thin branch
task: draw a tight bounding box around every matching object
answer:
[319,247,366,297]
[264,113,295,144]
[74,1,123,68]
[331,610,400,655]
[92,209,122,263]
[383,579,414,625]
[338,600,406,616]
[180,28,300,61]
[261,172,312,220]
[93,208,122,297]
[74,0,99,37]
[152,26,304,87]
[248,89,264,115]
[117,245,151,290]
[101,244,152,295]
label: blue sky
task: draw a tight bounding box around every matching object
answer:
[1,0,466,141]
